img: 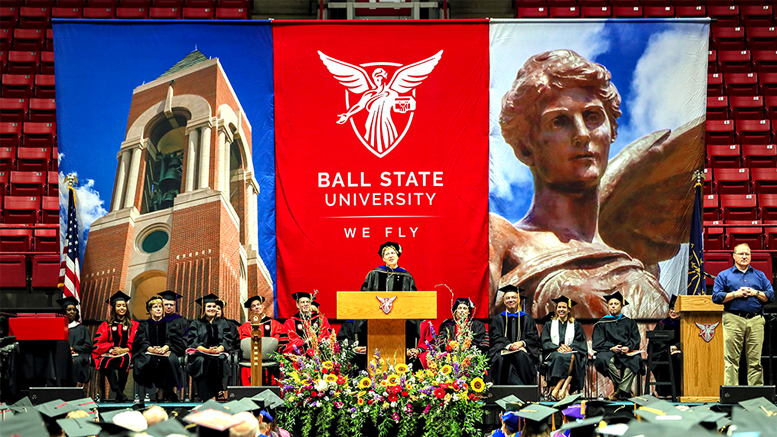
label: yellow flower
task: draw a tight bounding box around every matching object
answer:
[387,374,400,385]
[470,377,485,393]
[440,365,453,375]
[428,362,437,370]
[322,361,334,369]
[426,369,435,378]
[358,391,366,398]
[358,398,365,405]
[449,341,458,349]
[324,374,337,383]
[358,377,372,389]
[380,380,388,387]
[405,384,414,391]
[395,363,409,374]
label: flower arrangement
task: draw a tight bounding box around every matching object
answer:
[275,317,491,437]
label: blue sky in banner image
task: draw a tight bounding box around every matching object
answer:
[53,21,276,284]
[489,19,709,223]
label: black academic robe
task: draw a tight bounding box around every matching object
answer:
[360,266,418,292]
[488,311,540,385]
[337,320,368,372]
[649,317,682,396]
[68,322,93,384]
[592,315,644,376]
[133,316,186,389]
[224,318,241,353]
[540,319,588,393]
[438,318,489,355]
[186,318,236,380]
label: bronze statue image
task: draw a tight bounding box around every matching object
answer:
[489,49,705,319]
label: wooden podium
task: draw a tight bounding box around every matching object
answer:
[337,291,437,364]
[675,295,725,402]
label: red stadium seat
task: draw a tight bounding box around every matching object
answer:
[0,98,26,123]
[90,0,119,8]
[580,6,611,18]
[743,144,777,168]
[612,6,642,18]
[44,28,52,51]
[737,119,771,144]
[704,168,713,194]
[0,148,14,172]
[718,50,752,74]
[747,27,777,52]
[707,5,740,27]
[185,0,216,8]
[516,7,548,18]
[727,226,764,250]
[708,73,724,97]
[0,170,7,201]
[726,72,758,96]
[32,253,60,288]
[0,7,20,29]
[18,7,51,29]
[46,170,56,196]
[753,168,777,194]
[149,7,181,18]
[9,170,45,197]
[705,251,733,287]
[39,51,53,75]
[766,226,777,250]
[707,144,741,168]
[34,227,58,253]
[215,6,248,19]
[182,6,213,18]
[709,50,718,74]
[0,122,22,149]
[23,122,55,149]
[720,193,758,221]
[714,167,750,195]
[116,7,148,18]
[2,74,34,99]
[12,28,44,52]
[703,194,720,221]
[704,224,726,251]
[549,6,579,18]
[741,5,774,29]
[676,5,706,18]
[28,98,55,123]
[16,147,49,172]
[712,26,746,51]
[707,95,729,120]
[753,50,777,74]
[219,0,250,8]
[0,29,10,52]
[7,51,40,76]
[644,6,674,18]
[82,7,115,18]
[766,95,777,120]
[122,0,152,8]
[40,195,57,224]
[706,119,737,145]
[750,252,774,282]
[50,7,82,19]
[730,95,765,120]
[34,74,54,99]
[760,193,777,222]
[0,254,27,288]
[0,228,31,253]
[3,195,38,224]
[761,73,777,96]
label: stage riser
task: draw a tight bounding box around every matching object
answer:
[29,387,85,403]
[720,385,776,403]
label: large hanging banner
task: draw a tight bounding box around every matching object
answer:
[274,21,490,318]
[54,21,276,322]
[489,19,709,320]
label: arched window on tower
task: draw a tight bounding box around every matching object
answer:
[141,111,191,213]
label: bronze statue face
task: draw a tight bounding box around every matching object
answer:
[526,86,611,191]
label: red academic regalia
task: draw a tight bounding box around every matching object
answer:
[238,316,288,385]
[282,313,332,355]
[93,320,139,372]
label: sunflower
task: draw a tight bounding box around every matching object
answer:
[470,377,485,393]
[386,374,401,385]
[395,363,410,374]
[357,398,365,405]
[358,377,372,389]
[324,374,337,383]
[440,365,453,375]
[322,361,334,369]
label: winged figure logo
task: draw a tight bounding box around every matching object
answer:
[695,321,720,343]
[318,50,443,158]
[376,295,398,315]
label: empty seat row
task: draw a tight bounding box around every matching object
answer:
[0,146,57,173]
[515,4,775,21]
[707,95,777,120]
[0,28,53,52]
[0,98,55,123]
[1,73,55,99]
[705,144,777,169]
[0,4,249,26]
[0,0,252,7]
[706,119,777,145]
[0,122,56,149]
[0,50,54,75]
[710,26,777,51]
[704,224,777,251]
[2,195,59,224]
[703,193,777,222]
[0,170,58,198]
[707,72,777,97]
[0,253,60,289]
[704,250,773,287]
[703,167,777,195]
[0,225,58,253]
[709,49,777,74]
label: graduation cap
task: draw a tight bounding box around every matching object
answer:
[603,291,628,306]
[56,296,79,310]
[251,390,284,410]
[583,400,634,418]
[558,416,604,437]
[144,417,194,437]
[56,417,102,437]
[223,399,261,414]
[379,241,402,257]
[697,411,731,431]
[35,399,76,419]
[513,403,558,433]
[145,295,164,311]
[738,396,777,417]
[183,409,244,437]
[0,409,50,437]
[498,284,526,297]
[551,295,579,308]
[243,296,265,309]
[553,393,583,410]
[11,397,32,408]
[215,299,226,309]
[158,290,182,301]
[493,394,526,412]
[451,297,474,314]
[105,291,131,306]
[561,404,584,420]
[628,394,675,411]
[67,398,98,413]
[0,403,14,422]
[668,294,678,309]
[291,292,312,302]
[192,399,232,414]
[195,294,220,306]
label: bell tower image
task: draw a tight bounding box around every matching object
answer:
[80,51,273,321]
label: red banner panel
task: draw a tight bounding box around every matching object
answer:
[274,21,489,319]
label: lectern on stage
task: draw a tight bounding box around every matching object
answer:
[675,295,725,402]
[337,291,437,364]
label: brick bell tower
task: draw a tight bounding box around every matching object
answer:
[80,51,273,322]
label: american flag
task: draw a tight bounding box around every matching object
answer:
[59,186,81,308]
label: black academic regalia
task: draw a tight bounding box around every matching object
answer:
[133,316,186,391]
[488,312,540,385]
[68,323,93,384]
[360,266,418,292]
[337,320,368,372]
[438,318,489,355]
[540,319,588,393]
[224,318,241,353]
[649,317,682,396]
[187,318,235,400]
[592,315,644,376]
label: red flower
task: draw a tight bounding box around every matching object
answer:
[322,368,328,374]
[388,393,399,402]
[446,344,452,351]
[401,391,409,397]
[337,376,346,385]
[306,349,314,357]
[440,383,450,390]
[367,400,374,405]
[390,385,402,394]
[434,388,445,399]
[468,393,476,400]
[311,390,318,397]
[452,382,460,391]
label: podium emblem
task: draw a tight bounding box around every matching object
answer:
[377,296,398,315]
[695,322,720,343]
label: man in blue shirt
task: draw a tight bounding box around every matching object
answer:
[712,243,774,386]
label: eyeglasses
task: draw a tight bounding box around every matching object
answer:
[735,252,750,257]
